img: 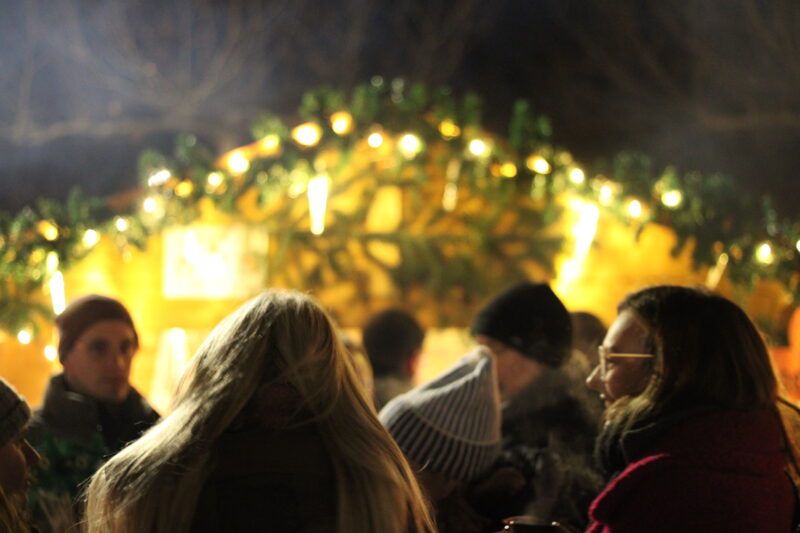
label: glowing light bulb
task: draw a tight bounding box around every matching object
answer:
[468,139,488,157]
[147,169,171,187]
[399,133,423,158]
[599,185,613,205]
[438,119,461,139]
[661,190,683,209]
[796,239,800,254]
[83,229,100,247]
[115,217,128,232]
[526,155,551,174]
[627,199,643,218]
[207,172,224,187]
[330,112,354,135]
[499,162,518,178]
[292,122,322,147]
[44,345,58,361]
[258,134,280,152]
[569,168,585,184]
[227,151,250,174]
[143,197,157,213]
[307,174,330,235]
[17,330,31,345]
[49,270,66,314]
[175,181,194,198]
[367,132,384,148]
[46,251,59,273]
[38,220,59,241]
[755,242,774,264]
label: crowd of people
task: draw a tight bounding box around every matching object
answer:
[1,281,798,532]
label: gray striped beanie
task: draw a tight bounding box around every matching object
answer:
[0,378,30,448]
[379,347,501,482]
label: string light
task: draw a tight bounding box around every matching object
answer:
[38,220,59,241]
[49,271,66,314]
[207,172,224,188]
[569,168,585,184]
[307,174,330,235]
[755,242,774,264]
[661,190,683,209]
[17,330,31,345]
[44,345,58,362]
[147,169,171,187]
[468,139,488,157]
[46,251,59,274]
[226,151,250,174]
[175,181,194,198]
[599,185,613,205]
[258,134,280,153]
[330,112,354,135]
[292,122,322,147]
[796,239,800,254]
[526,155,551,174]
[367,132,384,148]
[115,217,128,232]
[399,134,423,158]
[143,197,157,213]
[438,119,461,139]
[627,199,643,218]
[83,229,100,247]
[499,162,517,178]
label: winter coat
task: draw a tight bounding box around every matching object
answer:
[587,408,795,533]
[28,373,159,532]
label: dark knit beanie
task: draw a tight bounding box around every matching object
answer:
[472,282,571,367]
[0,378,31,448]
[379,347,501,482]
[56,294,138,363]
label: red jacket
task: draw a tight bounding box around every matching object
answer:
[586,409,795,533]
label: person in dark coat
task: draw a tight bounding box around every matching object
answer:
[28,295,159,531]
[83,290,436,533]
[471,282,604,531]
[586,285,800,532]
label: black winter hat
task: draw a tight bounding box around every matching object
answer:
[472,282,571,366]
[56,294,138,363]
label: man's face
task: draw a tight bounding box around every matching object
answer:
[62,320,137,403]
[475,334,544,401]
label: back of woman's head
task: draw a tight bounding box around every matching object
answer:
[85,290,434,533]
[620,286,777,412]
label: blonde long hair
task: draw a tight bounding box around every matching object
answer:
[84,290,436,533]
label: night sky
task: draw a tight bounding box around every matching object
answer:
[1,0,798,217]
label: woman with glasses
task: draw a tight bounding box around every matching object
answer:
[585,285,799,533]
[84,289,436,533]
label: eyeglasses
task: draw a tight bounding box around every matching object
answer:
[75,338,137,359]
[598,345,654,375]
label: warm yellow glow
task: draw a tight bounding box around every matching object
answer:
[499,162,518,178]
[438,119,461,139]
[307,174,330,235]
[83,229,100,247]
[569,168,585,184]
[330,111,354,135]
[661,190,683,208]
[292,122,323,147]
[599,185,614,205]
[143,197,157,213]
[46,251,59,273]
[399,133,423,158]
[627,199,643,218]
[115,217,128,232]
[175,181,194,198]
[49,270,66,314]
[207,172,224,188]
[44,345,58,362]
[367,132,384,148]
[227,151,250,174]
[258,134,281,153]
[705,252,729,289]
[17,330,31,345]
[756,242,774,264]
[468,139,488,157]
[38,220,59,241]
[147,169,171,187]
[526,155,551,174]
[796,239,800,254]
[571,200,600,258]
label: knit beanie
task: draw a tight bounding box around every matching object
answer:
[379,347,501,482]
[56,294,138,363]
[472,282,571,367]
[0,378,31,448]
